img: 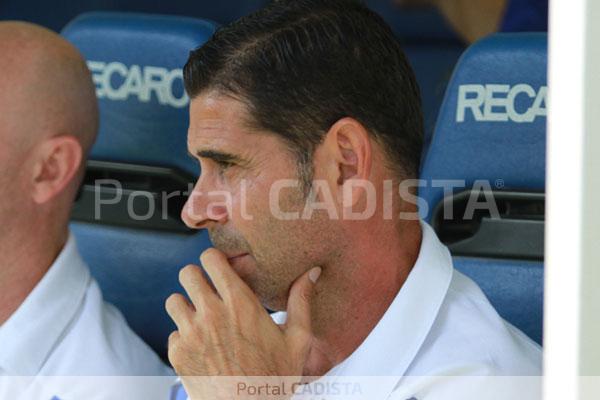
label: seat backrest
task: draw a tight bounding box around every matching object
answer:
[62,12,217,359]
[419,33,547,344]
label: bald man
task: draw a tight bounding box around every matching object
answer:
[0,22,172,399]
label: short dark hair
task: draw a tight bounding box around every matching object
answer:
[184,0,424,191]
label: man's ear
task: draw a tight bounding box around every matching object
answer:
[317,117,372,207]
[31,135,83,204]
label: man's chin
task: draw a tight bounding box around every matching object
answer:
[226,256,289,311]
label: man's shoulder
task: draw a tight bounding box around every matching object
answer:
[44,278,173,377]
[407,269,542,377]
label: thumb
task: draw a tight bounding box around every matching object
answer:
[285,267,321,339]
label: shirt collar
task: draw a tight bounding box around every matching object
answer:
[0,234,90,375]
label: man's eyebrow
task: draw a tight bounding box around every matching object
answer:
[194,149,244,164]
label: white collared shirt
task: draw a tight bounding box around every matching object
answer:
[272,221,542,399]
[0,235,174,399]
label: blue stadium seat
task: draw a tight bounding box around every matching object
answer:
[62,12,217,359]
[419,33,547,344]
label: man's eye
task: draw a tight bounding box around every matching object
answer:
[215,160,234,170]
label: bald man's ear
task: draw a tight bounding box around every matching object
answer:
[31,136,83,204]
[316,117,372,208]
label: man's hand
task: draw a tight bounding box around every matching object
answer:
[165,248,321,399]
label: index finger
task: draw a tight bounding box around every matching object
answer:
[200,248,255,303]
[178,264,219,310]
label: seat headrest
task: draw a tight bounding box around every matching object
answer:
[420,33,547,222]
[62,12,218,176]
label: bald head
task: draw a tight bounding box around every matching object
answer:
[0,21,97,154]
[0,22,98,249]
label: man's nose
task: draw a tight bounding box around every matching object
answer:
[181,181,229,229]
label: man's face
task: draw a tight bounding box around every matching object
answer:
[182,92,337,310]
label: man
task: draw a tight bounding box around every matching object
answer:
[0,21,172,399]
[165,0,541,398]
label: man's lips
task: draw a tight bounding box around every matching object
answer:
[226,253,252,276]
[226,253,249,262]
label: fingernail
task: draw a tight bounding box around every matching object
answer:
[309,267,322,283]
